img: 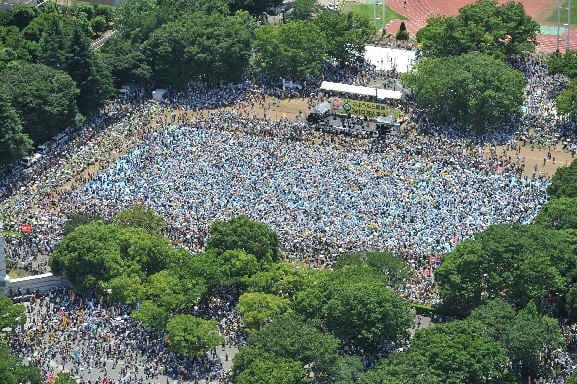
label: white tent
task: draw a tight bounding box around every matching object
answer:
[319,81,403,100]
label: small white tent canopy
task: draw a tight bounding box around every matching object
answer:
[319,81,403,101]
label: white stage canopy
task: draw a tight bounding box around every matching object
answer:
[364,45,416,73]
[319,81,403,100]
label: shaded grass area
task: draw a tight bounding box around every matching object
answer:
[546,0,577,25]
[343,2,406,27]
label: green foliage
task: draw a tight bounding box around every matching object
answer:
[471,300,563,379]
[243,261,323,298]
[232,347,307,384]
[2,5,39,30]
[359,320,514,384]
[166,314,223,358]
[294,265,414,353]
[228,0,283,14]
[436,224,577,316]
[547,159,577,198]
[0,295,26,330]
[505,303,564,379]
[402,52,525,133]
[0,341,42,384]
[0,62,79,144]
[334,251,409,287]
[395,22,409,41]
[548,50,577,79]
[534,197,577,230]
[62,212,103,236]
[0,91,31,166]
[90,16,108,36]
[313,11,374,65]
[113,204,167,235]
[50,221,178,292]
[207,215,280,265]
[237,292,291,331]
[65,20,114,114]
[254,21,327,79]
[416,0,539,59]
[142,10,255,87]
[101,35,152,86]
[131,300,168,330]
[556,79,577,118]
[284,0,318,21]
[53,371,77,384]
[249,312,342,382]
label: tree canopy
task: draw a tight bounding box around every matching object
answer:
[0,91,31,166]
[165,314,224,358]
[402,52,525,133]
[294,265,414,353]
[143,10,255,87]
[436,223,577,316]
[253,21,327,79]
[0,62,79,145]
[416,0,539,60]
[207,215,280,265]
[359,320,515,384]
[50,220,178,291]
[0,341,42,384]
[547,158,577,199]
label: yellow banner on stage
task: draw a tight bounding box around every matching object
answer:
[338,99,396,118]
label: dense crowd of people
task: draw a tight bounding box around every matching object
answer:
[10,288,240,383]
[1,51,575,382]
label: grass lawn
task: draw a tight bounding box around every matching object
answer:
[342,2,406,27]
[546,0,577,25]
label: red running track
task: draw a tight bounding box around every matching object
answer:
[384,0,577,52]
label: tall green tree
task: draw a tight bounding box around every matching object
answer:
[249,313,343,383]
[50,221,178,291]
[0,92,32,166]
[143,10,255,87]
[556,79,577,118]
[232,347,307,384]
[243,261,324,299]
[436,224,576,316]
[1,62,79,144]
[65,20,114,114]
[470,300,564,380]
[228,0,283,14]
[165,314,223,358]
[0,295,26,331]
[359,320,515,384]
[237,292,291,332]
[54,372,77,384]
[207,215,280,264]
[36,13,72,70]
[547,159,577,198]
[113,204,167,235]
[416,0,539,59]
[334,251,409,287]
[253,21,327,79]
[314,11,374,65]
[0,341,42,384]
[548,50,577,79]
[284,0,318,21]
[402,52,525,133]
[294,265,414,353]
[534,197,577,230]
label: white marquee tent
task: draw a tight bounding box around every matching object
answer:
[319,81,403,100]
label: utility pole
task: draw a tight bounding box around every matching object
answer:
[373,0,386,31]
